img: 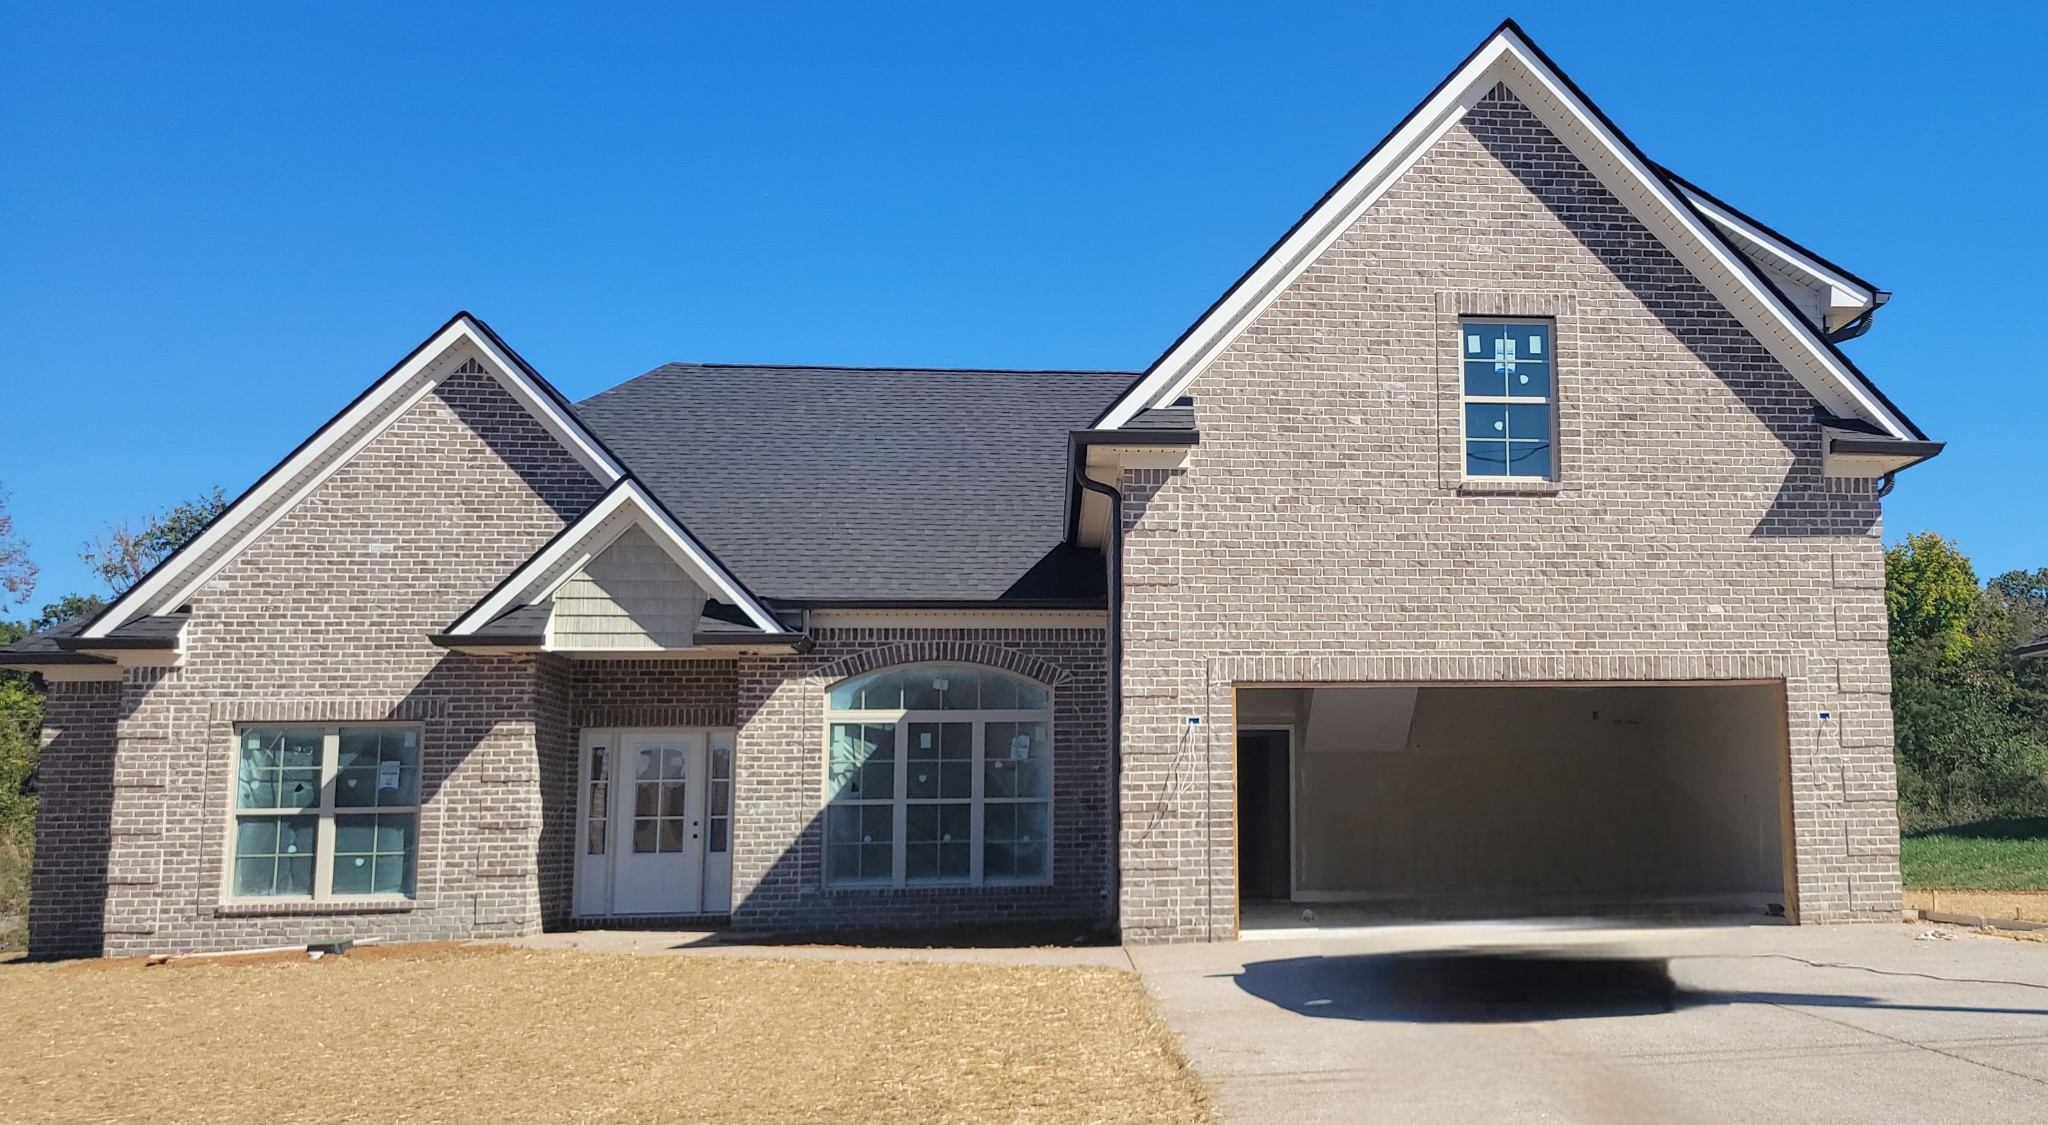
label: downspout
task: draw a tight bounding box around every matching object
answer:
[1874,471,1897,499]
[1073,456,1124,938]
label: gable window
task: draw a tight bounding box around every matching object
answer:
[1462,320,1554,480]
[823,664,1052,888]
[231,725,421,899]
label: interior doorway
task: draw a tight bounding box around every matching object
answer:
[1237,728,1293,902]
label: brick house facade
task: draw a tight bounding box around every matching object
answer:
[9,24,1939,956]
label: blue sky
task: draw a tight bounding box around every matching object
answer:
[2,2,2040,610]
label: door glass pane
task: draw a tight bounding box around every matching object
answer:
[336,727,419,808]
[586,746,608,856]
[707,740,732,855]
[632,746,687,854]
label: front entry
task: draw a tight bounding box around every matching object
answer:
[577,728,735,917]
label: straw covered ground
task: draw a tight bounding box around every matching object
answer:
[0,943,1211,1124]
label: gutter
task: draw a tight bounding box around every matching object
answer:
[1072,451,1125,938]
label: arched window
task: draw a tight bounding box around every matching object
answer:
[824,664,1052,887]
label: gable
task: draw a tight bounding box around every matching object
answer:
[440,478,784,647]
[82,313,626,639]
[1093,22,1925,445]
[550,525,705,650]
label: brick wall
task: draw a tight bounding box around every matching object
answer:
[27,681,121,958]
[37,352,608,957]
[728,629,1112,933]
[1114,85,1897,941]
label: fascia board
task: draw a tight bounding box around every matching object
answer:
[1674,185,1876,312]
[87,316,626,638]
[1096,30,1916,443]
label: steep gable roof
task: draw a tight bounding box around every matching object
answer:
[81,312,628,639]
[1093,20,1927,443]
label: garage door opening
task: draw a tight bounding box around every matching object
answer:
[1235,683,1792,931]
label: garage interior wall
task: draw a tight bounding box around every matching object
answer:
[1241,684,1788,912]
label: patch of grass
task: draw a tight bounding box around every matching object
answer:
[0,946,1213,1124]
[1901,817,2048,891]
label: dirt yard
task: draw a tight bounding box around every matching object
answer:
[0,944,1211,1124]
[1905,887,2048,923]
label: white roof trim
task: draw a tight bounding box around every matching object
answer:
[85,314,626,638]
[1095,25,1916,442]
[1674,183,1878,324]
[447,479,782,638]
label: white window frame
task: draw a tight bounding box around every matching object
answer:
[221,723,423,904]
[1459,317,1556,482]
[821,666,1054,890]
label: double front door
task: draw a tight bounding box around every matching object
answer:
[576,728,734,917]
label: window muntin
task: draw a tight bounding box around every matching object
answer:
[823,665,1052,888]
[231,725,421,900]
[1462,320,1554,480]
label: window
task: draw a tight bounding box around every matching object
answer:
[1462,320,1554,479]
[232,725,420,899]
[823,664,1052,887]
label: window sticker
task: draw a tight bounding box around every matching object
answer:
[1467,334,1481,354]
[1528,334,1542,355]
[378,760,402,793]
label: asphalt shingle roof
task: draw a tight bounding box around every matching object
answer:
[576,364,1135,603]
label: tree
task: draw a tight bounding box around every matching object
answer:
[0,487,33,607]
[29,593,105,635]
[1885,531,1979,662]
[80,487,227,594]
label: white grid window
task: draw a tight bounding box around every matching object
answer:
[1462,319,1555,480]
[823,664,1052,888]
[231,724,420,900]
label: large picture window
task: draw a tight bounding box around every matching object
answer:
[823,664,1052,887]
[1462,319,1554,480]
[231,725,421,899]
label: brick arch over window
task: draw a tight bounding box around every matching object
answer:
[816,643,1072,690]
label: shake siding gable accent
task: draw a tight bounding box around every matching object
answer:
[550,526,705,650]
[1111,85,1898,942]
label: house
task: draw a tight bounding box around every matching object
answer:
[6,22,1942,958]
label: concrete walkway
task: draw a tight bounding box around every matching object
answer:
[1128,922,2048,1124]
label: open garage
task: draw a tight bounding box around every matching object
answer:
[1234,683,1794,927]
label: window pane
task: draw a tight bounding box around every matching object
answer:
[828,723,894,800]
[337,727,420,808]
[829,665,1047,713]
[985,722,1050,799]
[707,820,728,853]
[1505,440,1552,479]
[1506,360,1549,398]
[905,803,971,883]
[633,820,658,853]
[984,802,1049,880]
[906,722,972,799]
[658,820,685,853]
[1464,403,1507,439]
[1505,403,1550,443]
[587,821,607,855]
[826,805,892,884]
[237,728,320,810]
[1463,360,1507,398]
[1465,439,1509,477]
[232,814,317,896]
[333,813,416,896]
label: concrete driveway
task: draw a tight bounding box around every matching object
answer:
[1129,923,2048,1123]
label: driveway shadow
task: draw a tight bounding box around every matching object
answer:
[1229,954,2048,1024]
